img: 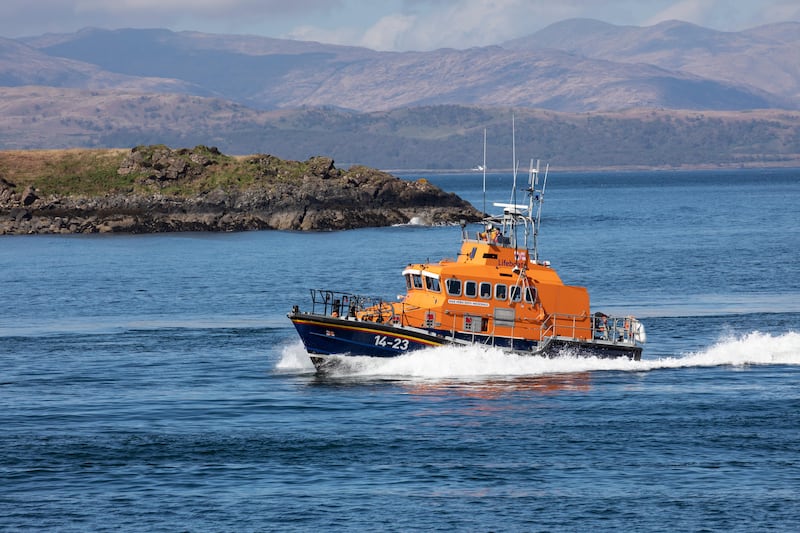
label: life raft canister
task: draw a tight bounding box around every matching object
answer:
[628,317,646,344]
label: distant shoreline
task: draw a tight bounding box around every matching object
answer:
[386,162,800,174]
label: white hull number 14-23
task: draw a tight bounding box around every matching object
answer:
[374,335,409,350]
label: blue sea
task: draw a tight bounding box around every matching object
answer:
[1,169,799,531]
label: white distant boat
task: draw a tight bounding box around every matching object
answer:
[472,164,484,171]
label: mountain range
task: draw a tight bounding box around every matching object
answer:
[1,19,799,168]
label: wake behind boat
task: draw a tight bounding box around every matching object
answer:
[289,150,646,371]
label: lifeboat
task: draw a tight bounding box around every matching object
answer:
[288,159,645,371]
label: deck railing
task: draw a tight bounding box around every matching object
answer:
[306,289,393,321]
[541,312,638,345]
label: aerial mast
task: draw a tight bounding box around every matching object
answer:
[510,114,517,206]
[482,128,487,216]
[510,115,520,248]
[531,160,548,263]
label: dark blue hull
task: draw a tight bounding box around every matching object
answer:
[289,313,445,358]
[288,311,642,371]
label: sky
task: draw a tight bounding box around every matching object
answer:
[2,0,799,51]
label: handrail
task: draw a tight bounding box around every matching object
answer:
[308,289,376,316]
[307,288,397,323]
[541,312,639,345]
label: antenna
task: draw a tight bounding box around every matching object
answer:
[511,115,520,248]
[482,128,487,215]
[532,161,548,263]
[524,158,535,251]
[509,113,518,204]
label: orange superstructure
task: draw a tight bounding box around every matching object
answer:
[371,228,594,349]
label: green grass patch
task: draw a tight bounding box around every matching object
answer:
[0,146,334,198]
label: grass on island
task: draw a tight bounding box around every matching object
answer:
[0,149,132,196]
[0,146,317,197]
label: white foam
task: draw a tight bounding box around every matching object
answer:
[276,331,800,379]
[646,330,800,370]
[274,340,317,372]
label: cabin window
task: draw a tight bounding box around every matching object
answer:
[495,284,507,301]
[510,285,521,302]
[479,282,492,299]
[465,280,477,298]
[412,274,423,289]
[525,287,537,303]
[446,278,462,296]
[425,275,441,292]
[405,274,413,290]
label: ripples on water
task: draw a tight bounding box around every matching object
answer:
[4,328,799,531]
[2,169,799,530]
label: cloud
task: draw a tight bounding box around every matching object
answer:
[354,0,593,50]
[752,0,800,26]
[75,0,339,16]
[642,0,800,30]
[0,0,796,47]
[0,0,344,37]
[642,0,719,26]
[348,0,800,51]
[360,13,417,51]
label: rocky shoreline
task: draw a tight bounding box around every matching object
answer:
[0,146,482,234]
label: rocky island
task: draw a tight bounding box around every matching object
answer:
[0,145,482,234]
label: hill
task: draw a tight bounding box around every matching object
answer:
[1,89,798,169]
[10,23,798,112]
[2,21,800,169]
[0,35,202,94]
[503,19,800,105]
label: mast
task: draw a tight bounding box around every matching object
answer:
[524,159,535,252]
[482,128,487,216]
[483,117,548,263]
[530,160,548,263]
[510,115,519,248]
[510,114,517,206]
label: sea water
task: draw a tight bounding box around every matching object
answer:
[1,169,799,531]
